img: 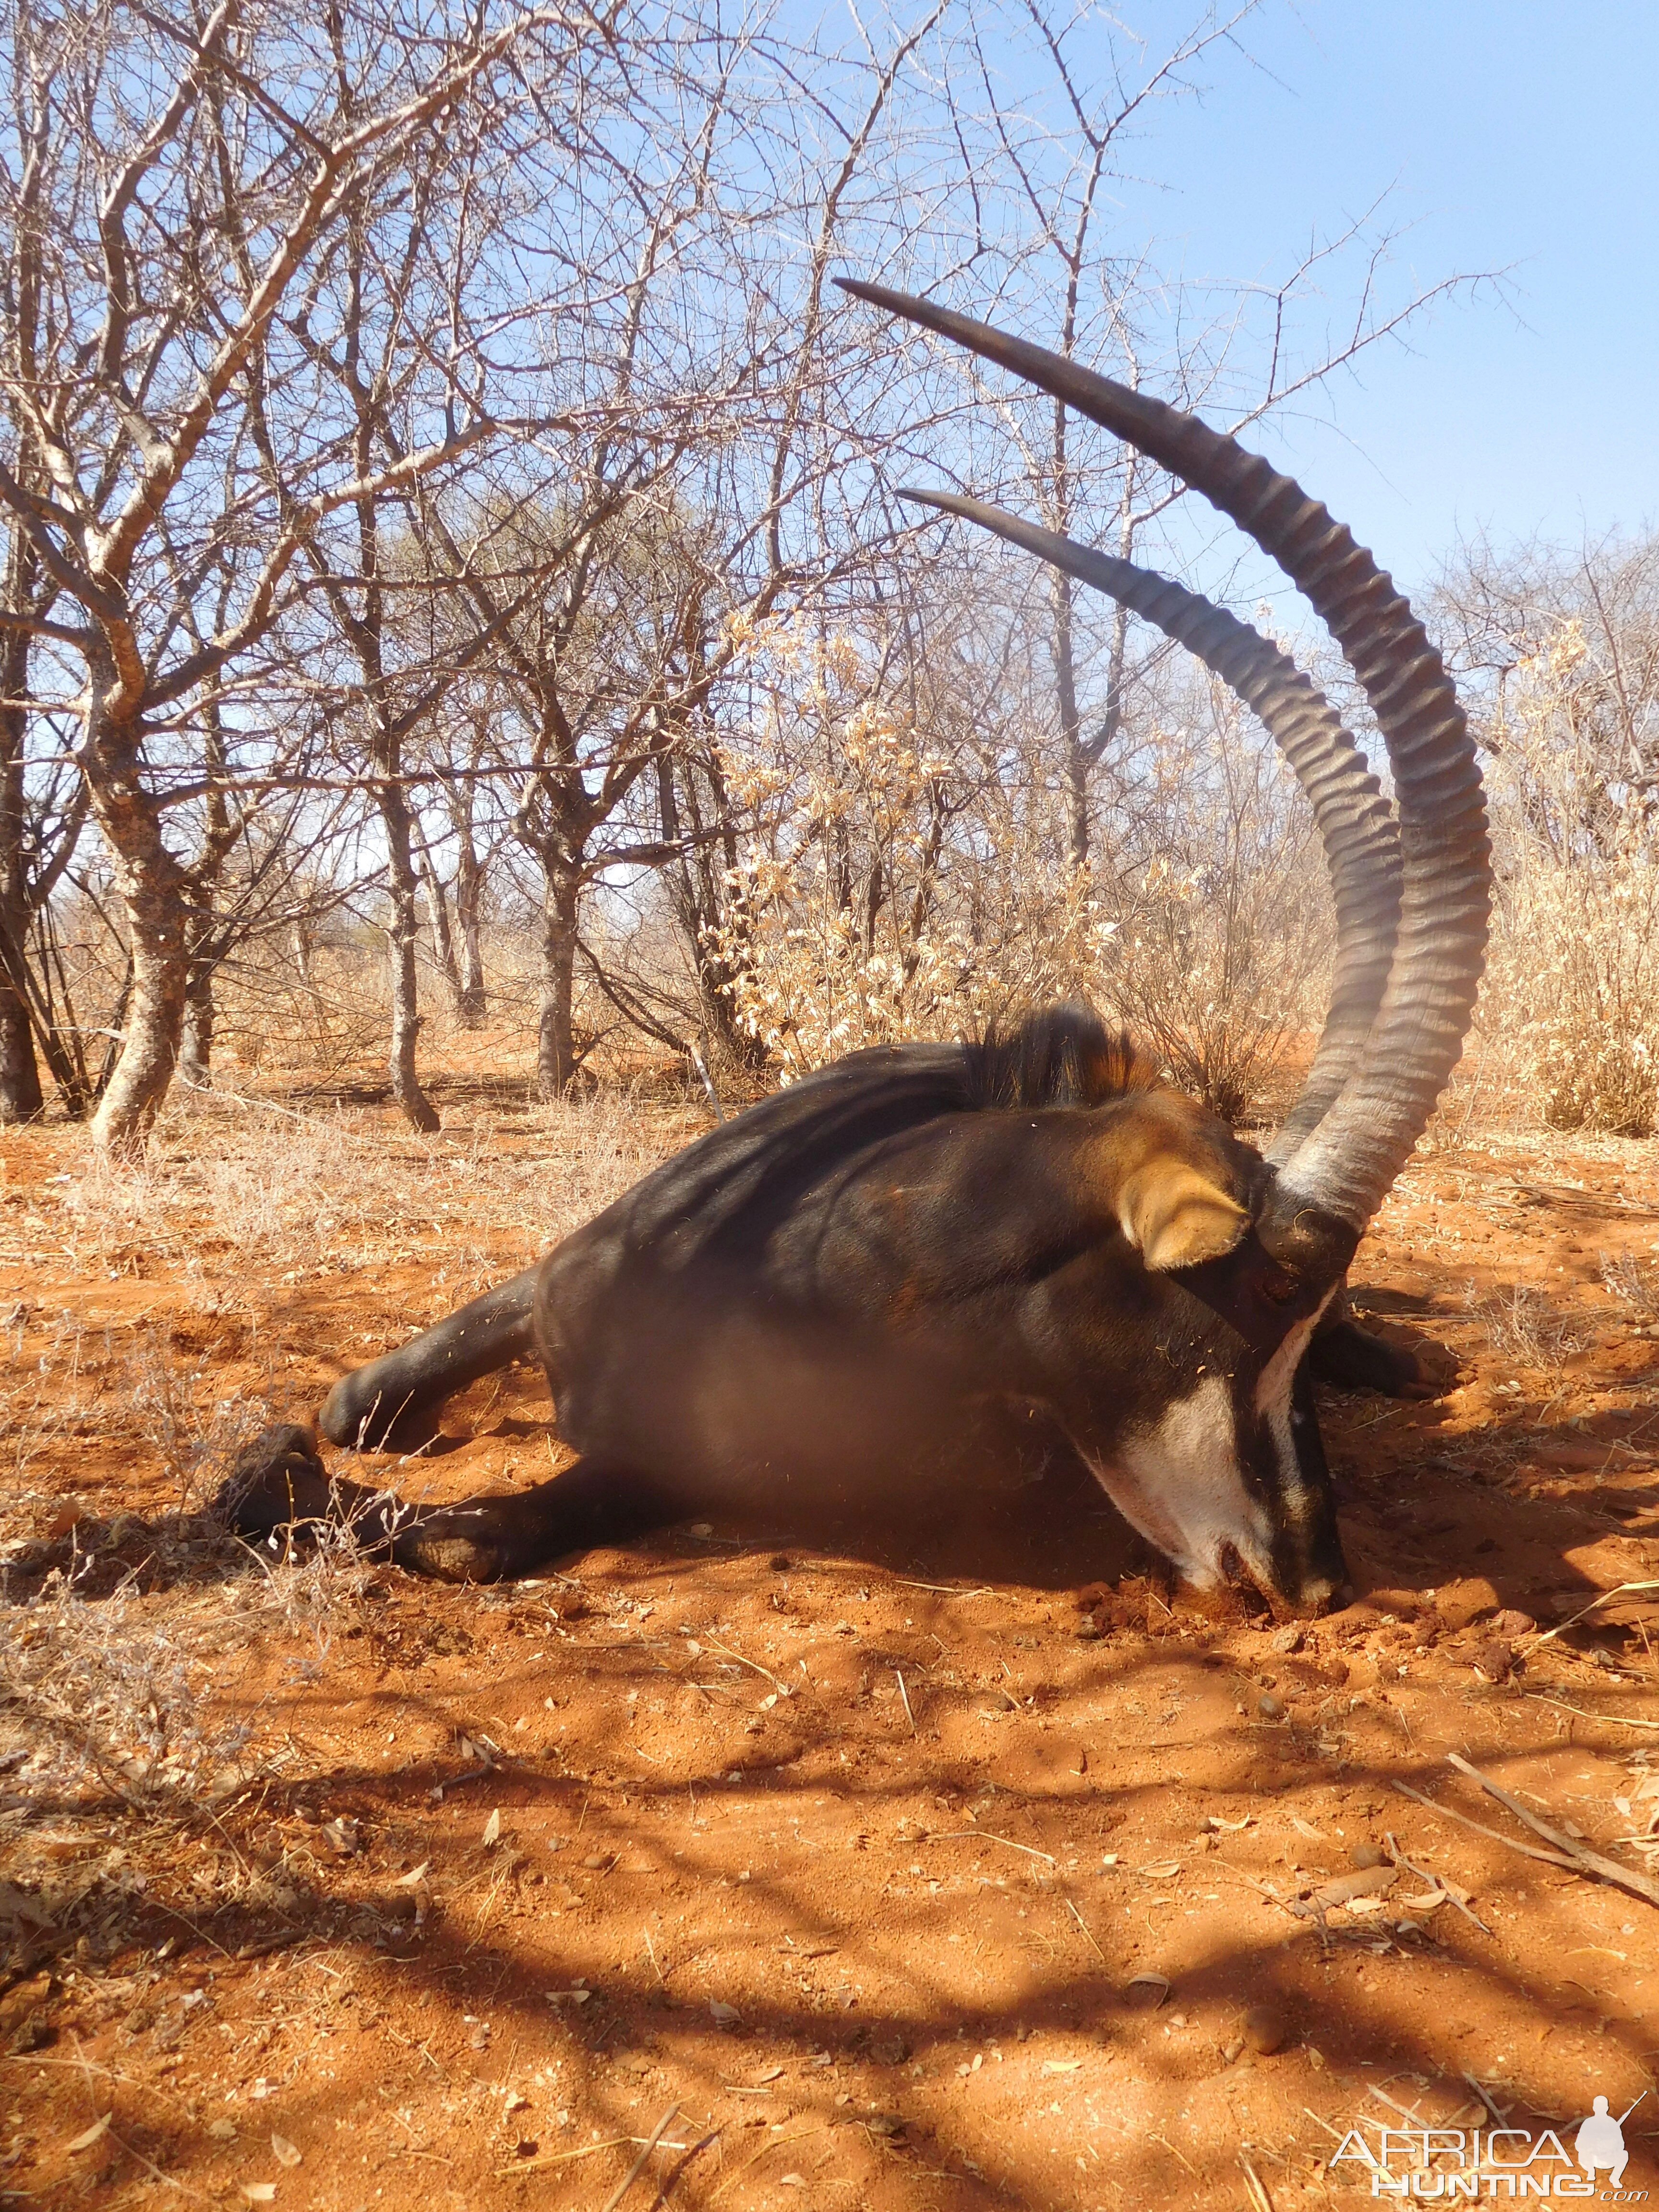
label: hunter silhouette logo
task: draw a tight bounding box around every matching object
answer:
[1576,2098,1637,2191]
[1330,2089,1648,2196]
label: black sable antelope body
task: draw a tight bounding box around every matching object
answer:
[228,284,1489,1615]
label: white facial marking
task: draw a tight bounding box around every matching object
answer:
[1079,1376,1273,1591]
[1254,1297,1334,1531]
[1081,1287,1340,1598]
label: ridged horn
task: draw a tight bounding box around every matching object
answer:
[841,277,1490,1273]
[899,488,1402,1158]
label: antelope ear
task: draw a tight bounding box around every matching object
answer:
[1118,1162,1250,1272]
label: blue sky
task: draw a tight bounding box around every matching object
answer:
[1128,0,1658,589]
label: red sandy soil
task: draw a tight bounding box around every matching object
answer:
[3,1091,1659,2210]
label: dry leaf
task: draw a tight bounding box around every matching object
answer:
[1136,1862,1182,1879]
[0,1883,54,1930]
[1308,1866,1396,1913]
[394,1861,431,1887]
[709,2000,742,2026]
[270,2134,301,2168]
[1126,1973,1170,2008]
[322,1817,361,1856]
[1290,1816,1330,1842]
[66,2115,111,2153]
[1042,2060,1083,2074]
[483,1809,502,1849]
[242,2186,278,2205]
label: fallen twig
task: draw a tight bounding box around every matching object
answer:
[707,2126,829,2203]
[598,2104,679,2212]
[645,2128,721,2212]
[1065,1895,1106,1964]
[1527,1694,1659,1731]
[934,1831,1054,1863]
[1384,1831,1492,1935]
[1522,1581,1659,1652]
[1445,1751,1659,1908]
[1240,2152,1275,2212]
[697,1637,792,1699]
[1211,1862,1308,1921]
[1392,1779,1580,1871]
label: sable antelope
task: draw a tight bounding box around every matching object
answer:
[226,283,1489,1614]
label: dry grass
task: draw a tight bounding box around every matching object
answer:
[1460,1280,1591,1366]
[20,1081,695,1283]
[0,1085,698,1948]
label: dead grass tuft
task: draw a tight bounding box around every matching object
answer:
[1461,1279,1590,1365]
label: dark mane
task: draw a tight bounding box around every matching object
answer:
[962,1004,1157,1111]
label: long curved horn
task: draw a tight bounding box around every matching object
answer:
[899,489,1402,1158]
[841,278,1490,1280]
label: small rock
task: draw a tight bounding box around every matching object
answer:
[207,2120,238,2142]
[1470,1637,1515,1683]
[1434,1577,1502,1635]
[1257,1693,1285,1720]
[514,2140,539,2159]
[1491,1609,1535,1637]
[6,2009,49,2055]
[1270,1625,1304,1655]
[1535,1441,1614,1471]
[1350,1841,1385,1870]
[687,1522,714,1539]
[581,1852,609,1871]
[869,2033,909,2067]
[1220,2037,1244,2064]
[1240,2003,1287,2056]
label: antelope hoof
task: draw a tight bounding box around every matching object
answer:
[216,1423,334,1537]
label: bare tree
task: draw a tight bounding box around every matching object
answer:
[0,0,573,1149]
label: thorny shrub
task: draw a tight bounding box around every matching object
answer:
[0,1527,373,1826]
[707,622,1329,1115]
[1481,619,1659,1137]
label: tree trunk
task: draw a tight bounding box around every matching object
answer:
[369,772,440,1131]
[86,736,190,1154]
[388,859,440,1132]
[453,816,487,1024]
[0,582,42,1122]
[0,993,40,1122]
[658,753,767,1074]
[419,848,464,1008]
[0,901,42,1120]
[536,855,583,1098]
[180,962,215,1089]
[1050,566,1091,871]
